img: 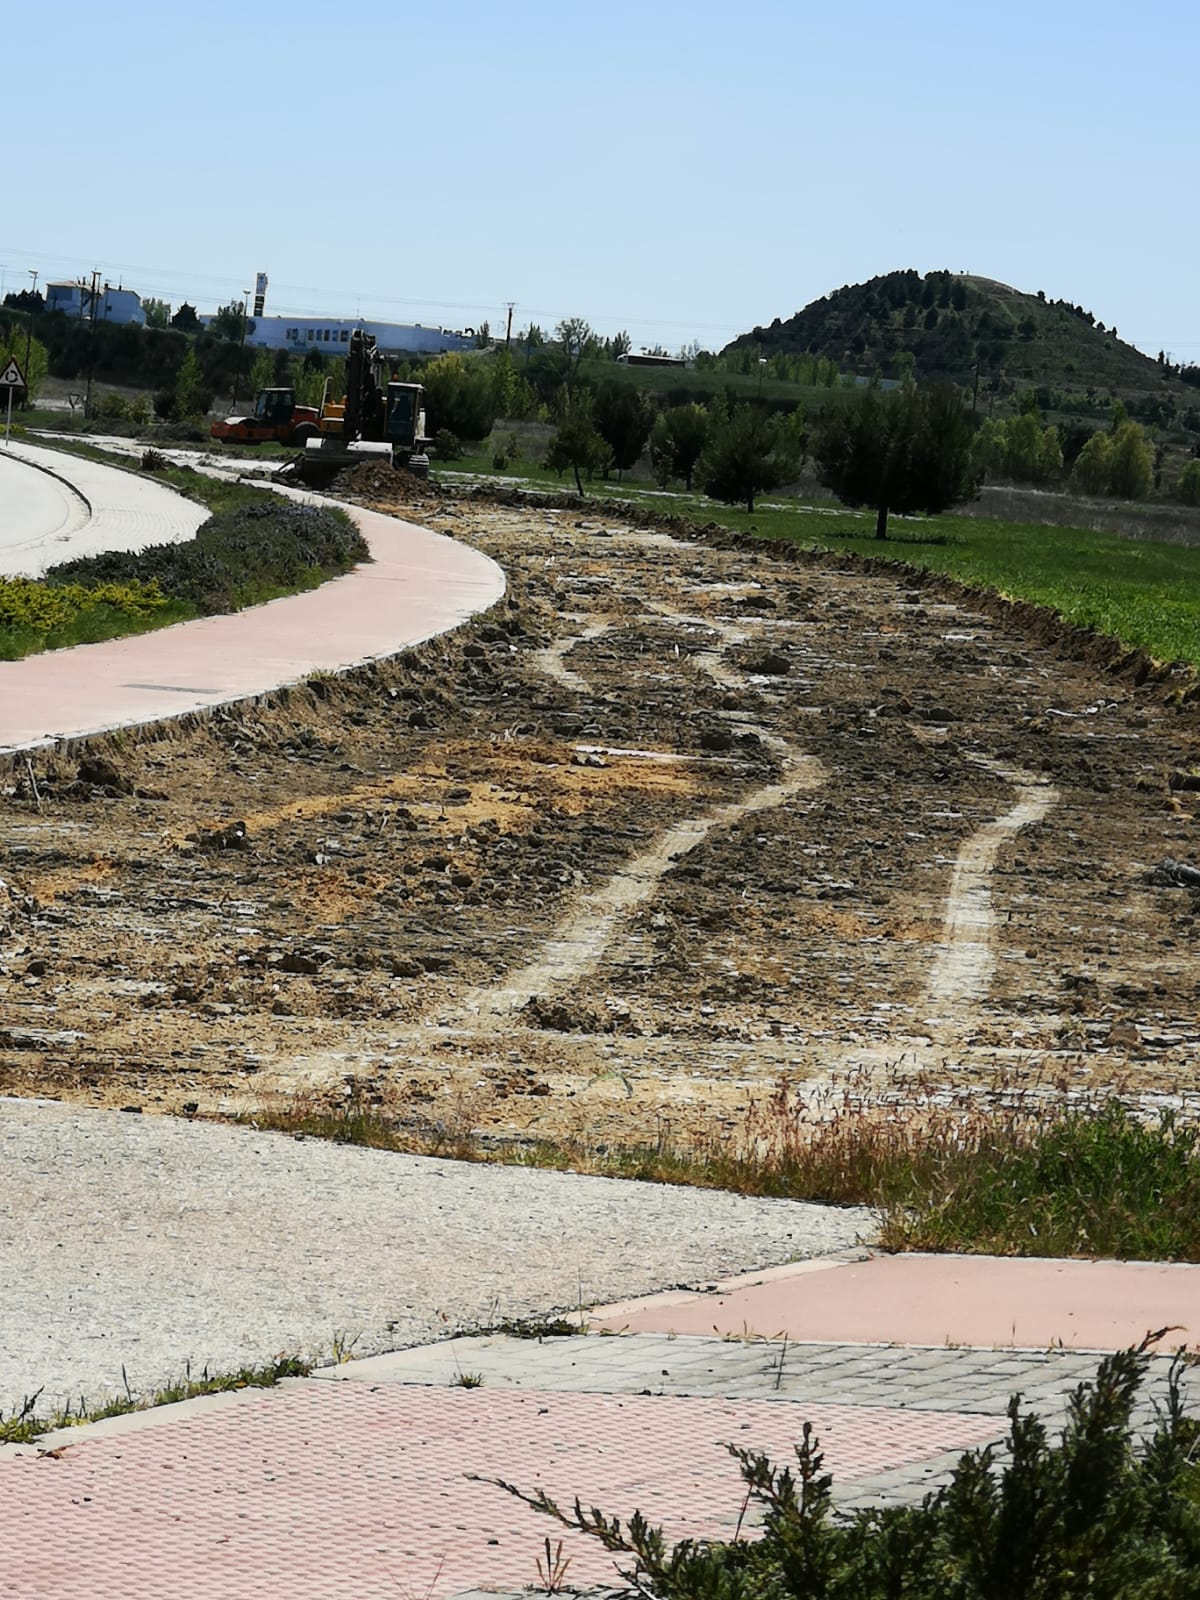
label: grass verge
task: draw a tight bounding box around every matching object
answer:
[439,454,1200,666]
[0,1355,309,1446]
[229,1077,1200,1263]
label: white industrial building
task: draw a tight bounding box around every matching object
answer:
[210,313,476,359]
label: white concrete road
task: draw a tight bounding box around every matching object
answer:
[0,439,206,577]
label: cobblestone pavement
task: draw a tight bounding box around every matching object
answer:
[3,1322,1194,1599]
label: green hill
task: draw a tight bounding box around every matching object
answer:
[725,270,1200,437]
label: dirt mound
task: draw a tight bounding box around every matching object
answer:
[331,460,440,505]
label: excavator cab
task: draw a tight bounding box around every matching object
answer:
[384,382,431,475]
[384,383,422,450]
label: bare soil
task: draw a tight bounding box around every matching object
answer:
[3,490,1200,1150]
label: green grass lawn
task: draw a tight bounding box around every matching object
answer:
[439,453,1200,667]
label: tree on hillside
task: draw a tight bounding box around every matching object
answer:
[698,403,785,513]
[1073,431,1111,494]
[812,386,977,539]
[971,412,1062,485]
[1107,420,1154,499]
[170,303,200,333]
[545,388,607,495]
[142,298,170,330]
[649,403,710,490]
[1176,459,1200,506]
[1073,418,1154,500]
[592,382,653,480]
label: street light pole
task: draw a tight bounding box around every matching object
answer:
[757,357,767,399]
[22,269,37,406]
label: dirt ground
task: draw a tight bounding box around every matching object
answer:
[3,484,1200,1150]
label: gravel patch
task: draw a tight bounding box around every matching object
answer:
[0,1098,874,1415]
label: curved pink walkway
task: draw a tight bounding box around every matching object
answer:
[0,502,505,755]
[591,1253,1200,1352]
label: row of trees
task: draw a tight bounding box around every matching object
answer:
[541,377,979,533]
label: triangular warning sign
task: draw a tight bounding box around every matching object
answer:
[0,358,25,388]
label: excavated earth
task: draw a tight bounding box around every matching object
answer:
[3,483,1200,1152]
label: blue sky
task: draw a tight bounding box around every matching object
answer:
[5,0,1197,360]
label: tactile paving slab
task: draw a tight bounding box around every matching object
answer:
[0,1381,1002,1599]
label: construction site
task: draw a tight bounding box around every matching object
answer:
[3,469,1199,1151]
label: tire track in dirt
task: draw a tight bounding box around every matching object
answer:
[922,758,1059,1033]
[427,606,826,1033]
[534,620,612,694]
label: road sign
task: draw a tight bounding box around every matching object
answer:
[0,357,26,389]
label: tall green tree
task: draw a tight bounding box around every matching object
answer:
[173,349,212,419]
[420,352,496,440]
[1176,458,1200,506]
[545,388,607,495]
[142,298,170,330]
[246,348,274,395]
[649,403,710,490]
[210,300,246,341]
[592,382,653,479]
[554,316,596,378]
[812,385,977,538]
[1073,431,1111,493]
[698,403,783,513]
[971,413,1062,485]
[1107,419,1154,499]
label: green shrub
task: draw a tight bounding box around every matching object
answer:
[0,575,167,632]
[46,499,368,615]
[94,391,129,421]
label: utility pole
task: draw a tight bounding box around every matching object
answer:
[971,360,980,415]
[231,290,250,411]
[84,270,100,419]
[504,302,515,350]
[22,269,37,407]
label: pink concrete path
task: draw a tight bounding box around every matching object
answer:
[0,503,505,755]
[591,1254,1200,1351]
[0,1381,1000,1600]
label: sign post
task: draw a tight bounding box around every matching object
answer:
[0,356,26,446]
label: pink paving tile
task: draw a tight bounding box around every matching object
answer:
[0,505,504,754]
[0,1382,1000,1599]
[591,1254,1200,1351]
